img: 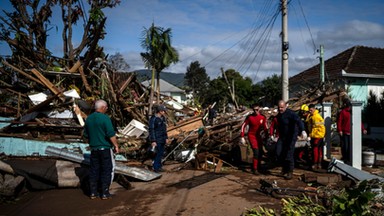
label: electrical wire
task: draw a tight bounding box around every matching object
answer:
[297,0,316,53]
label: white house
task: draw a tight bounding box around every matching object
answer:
[141,79,187,104]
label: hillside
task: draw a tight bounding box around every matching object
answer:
[133,69,186,88]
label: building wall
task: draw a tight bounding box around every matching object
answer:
[347,78,384,106]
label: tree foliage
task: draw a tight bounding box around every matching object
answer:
[254,74,282,107]
[0,0,120,69]
[184,61,210,103]
[203,68,253,109]
[197,71,281,111]
[140,22,179,114]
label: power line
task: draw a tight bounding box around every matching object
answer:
[297,0,316,52]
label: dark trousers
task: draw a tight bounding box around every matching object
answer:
[89,148,115,195]
[153,142,165,171]
[276,137,297,173]
[340,134,351,165]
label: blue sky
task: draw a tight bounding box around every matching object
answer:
[1,0,384,82]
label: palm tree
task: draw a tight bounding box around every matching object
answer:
[140,23,179,116]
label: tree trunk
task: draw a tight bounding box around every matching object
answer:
[148,67,156,117]
[156,71,161,104]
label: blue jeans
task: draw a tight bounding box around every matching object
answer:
[276,137,297,173]
[340,134,351,165]
[153,143,165,171]
[89,148,115,195]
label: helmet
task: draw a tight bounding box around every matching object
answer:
[301,104,309,112]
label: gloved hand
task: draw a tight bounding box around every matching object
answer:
[270,135,278,142]
[301,131,308,140]
[307,137,311,141]
[240,137,246,145]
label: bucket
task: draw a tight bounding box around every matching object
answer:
[362,151,375,167]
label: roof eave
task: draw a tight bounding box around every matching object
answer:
[341,70,384,79]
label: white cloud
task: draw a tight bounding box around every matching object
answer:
[1,0,384,85]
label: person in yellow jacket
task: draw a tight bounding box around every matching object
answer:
[307,104,326,170]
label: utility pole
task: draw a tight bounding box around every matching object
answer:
[319,45,325,85]
[281,0,289,101]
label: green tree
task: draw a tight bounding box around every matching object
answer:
[140,22,179,115]
[254,74,281,107]
[222,69,253,108]
[204,68,253,110]
[184,61,210,104]
[204,77,228,108]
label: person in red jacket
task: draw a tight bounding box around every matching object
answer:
[337,100,367,165]
[240,103,268,175]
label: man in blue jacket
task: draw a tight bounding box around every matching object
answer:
[275,100,306,180]
[148,105,168,172]
[83,99,119,199]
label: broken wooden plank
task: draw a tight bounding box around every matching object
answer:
[167,116,204,137]
[30,68,65,102]
[2,61,43,85]
[78,66,92,93]
[22,92,61,115]
[119,74,134,95]
[68,60,81,73]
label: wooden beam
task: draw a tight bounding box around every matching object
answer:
[5,88,27,98]
[22,92,60,115]
[68,60,81,73]
[30,68,65,102]
[2,61,43,85]
[79,66,92,93]
[119,74,134,95]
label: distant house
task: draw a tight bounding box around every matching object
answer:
[141,79,187,104]
[289,46,384,105]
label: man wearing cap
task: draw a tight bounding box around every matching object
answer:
[148,104,168,172]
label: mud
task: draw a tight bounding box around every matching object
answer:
[1,164,338,216]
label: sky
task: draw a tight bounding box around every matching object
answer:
[1,0,384,84]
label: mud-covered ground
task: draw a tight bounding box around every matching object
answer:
[1,162,343,216]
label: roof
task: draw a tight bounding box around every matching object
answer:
[141,79,185,93]
[290,46,384,86]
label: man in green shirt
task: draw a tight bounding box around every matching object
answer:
[83,99,119,200]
